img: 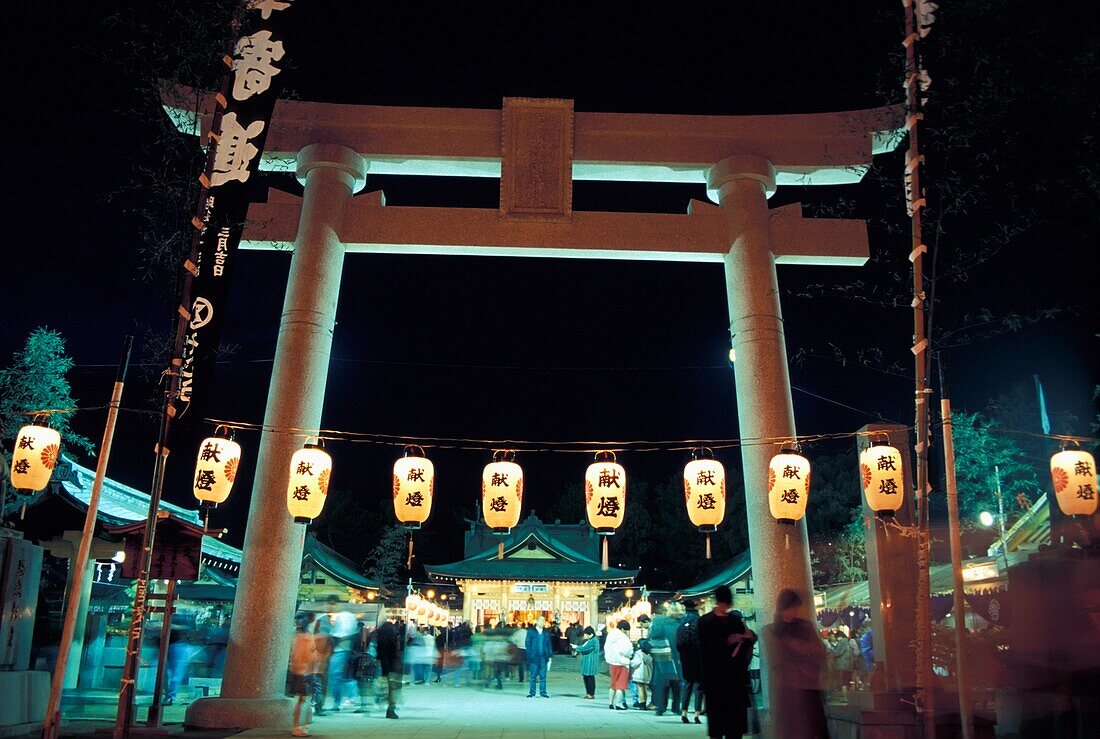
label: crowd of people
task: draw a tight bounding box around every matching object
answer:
[286,590,870,738]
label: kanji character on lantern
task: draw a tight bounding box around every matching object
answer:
[192,426,242,508]
[585,452,627,571]
[684,449,726,557]
[768,445,811,524]
[1050,446,1099,517]
[286,439,332,523]
[393,446,434,529]
[859,435,906,517]
[483,451,522,534]
[8,416,60,493]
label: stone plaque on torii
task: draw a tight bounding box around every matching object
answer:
[168,90,903,728]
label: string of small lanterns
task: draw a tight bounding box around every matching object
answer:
[9,417,1099,557]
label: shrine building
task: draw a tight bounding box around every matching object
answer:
[425,514,636,628]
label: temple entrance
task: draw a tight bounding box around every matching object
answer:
[175,87,903,729]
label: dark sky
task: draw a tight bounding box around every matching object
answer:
[5,2,1096,567]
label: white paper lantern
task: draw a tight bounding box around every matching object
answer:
[483,451,523,533]
[768,446,811,524]
[684,450,726,531]
[393,446,434,529]
[286,440,332,523]
[405,594,421,616]
[859,439,905,517]
[192,427,241,507]
[585,453,626,534]
[1050,447,1098,517]
[9,419,61,493]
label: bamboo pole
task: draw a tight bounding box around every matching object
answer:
[42,336,133,739]
[902,1,936,736]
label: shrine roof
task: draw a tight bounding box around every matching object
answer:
[303,532,384,591]
[677,550,753,598]
[33,455,243,566]
[425,515,637,584]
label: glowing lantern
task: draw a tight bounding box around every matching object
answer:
[1050,446,1098,517]
[393,446,434,529]
[405,594,421,616]
[859,437,906,518]
[192,426,241,508]
[286,439,332,524]
[585,451,626,571]
[483,450,523,533]
[768,445,811,525]
[631,600,652,620]
[684,448,726,558]
[9,416,60,493]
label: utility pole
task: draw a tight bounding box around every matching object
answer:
[938,357,974,739]
[42,336,132,739]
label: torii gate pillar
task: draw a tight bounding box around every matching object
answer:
[186,144,367,730]
[710,155,815,706]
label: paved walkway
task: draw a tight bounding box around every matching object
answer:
[241,667,714,738]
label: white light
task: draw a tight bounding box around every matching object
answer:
[979,511,995,528]
[112,550,126,563]
[728,348,736,363]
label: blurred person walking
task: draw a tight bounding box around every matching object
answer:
[375,612,403,720]
[648,600,684,716]
[350,622,379,713]
[698,586,756,738]
[677,599,705,724]
[763,589,828,738]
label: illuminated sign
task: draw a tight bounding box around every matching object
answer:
[962,561,999,583]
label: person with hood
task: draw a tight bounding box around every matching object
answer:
[647,600,684,716]
[677,599,705,724]
[699,586,756,738]
[763,589,827,738]
[603,619,634,710]
[572,625,601,699]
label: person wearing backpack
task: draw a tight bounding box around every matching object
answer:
[677,599,704,724]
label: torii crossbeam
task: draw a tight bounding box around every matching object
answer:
[167,90,904,729]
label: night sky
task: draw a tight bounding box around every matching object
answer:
[6,3,1097,575]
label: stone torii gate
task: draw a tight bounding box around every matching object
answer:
[180,95,902,728]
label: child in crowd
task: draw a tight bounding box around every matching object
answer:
[288,612,317,737]
[630,639,653,709]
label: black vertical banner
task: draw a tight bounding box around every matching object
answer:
[168,0,296,445]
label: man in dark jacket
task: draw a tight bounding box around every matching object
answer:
[374,615,403,720]
[524,615,553,698]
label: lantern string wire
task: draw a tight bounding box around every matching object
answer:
[15,406,1100,449]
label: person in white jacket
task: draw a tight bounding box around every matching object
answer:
[603,620,635,710]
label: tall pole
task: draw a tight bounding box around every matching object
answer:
[112,399,172,738]
[42,336,133,739]
[902,1,936,735]
[993,465,1010,571]
[938,358,974,739]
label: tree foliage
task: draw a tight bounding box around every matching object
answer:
[366,524,411,593]
[0,328,95,459]
[942,409,1041,527]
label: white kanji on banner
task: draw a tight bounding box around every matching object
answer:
[231,30,285,101]
[249,0,293,20]
[210,112,264,187]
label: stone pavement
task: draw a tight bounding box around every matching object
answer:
[241,667,714,739]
